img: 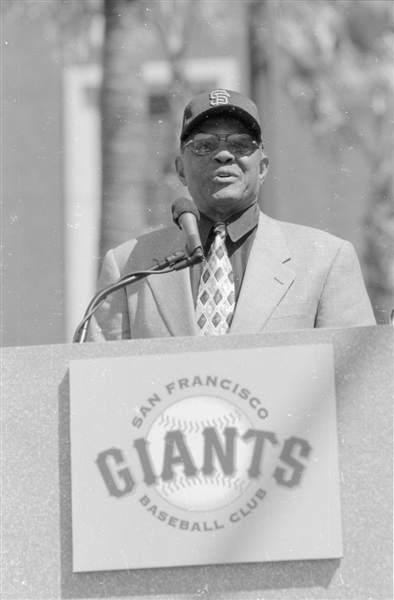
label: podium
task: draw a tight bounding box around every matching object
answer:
[2,325,393,599]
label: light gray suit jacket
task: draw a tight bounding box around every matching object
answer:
[89,212,376,341]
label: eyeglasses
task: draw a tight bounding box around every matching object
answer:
[182,133,259,156]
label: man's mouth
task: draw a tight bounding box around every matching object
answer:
[211,171,238,183]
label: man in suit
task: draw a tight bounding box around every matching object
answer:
[89,89,375,341]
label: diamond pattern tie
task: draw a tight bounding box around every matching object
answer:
[196,223,235,335]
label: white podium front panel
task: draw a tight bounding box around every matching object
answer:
[70,344,342,572]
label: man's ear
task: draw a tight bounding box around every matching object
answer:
[175,156,187,187]
[259,154,269,186]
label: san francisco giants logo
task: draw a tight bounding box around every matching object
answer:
[209,89,230,106]
[96,393,312,512]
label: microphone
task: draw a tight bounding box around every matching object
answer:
[172,197,204,258]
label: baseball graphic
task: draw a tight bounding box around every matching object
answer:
[146,395,253,512]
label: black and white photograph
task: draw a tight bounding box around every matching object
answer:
[2,2,393,599]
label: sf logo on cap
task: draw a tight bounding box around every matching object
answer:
[209,90,230,106]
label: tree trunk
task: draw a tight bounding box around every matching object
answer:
[100,0,148,259]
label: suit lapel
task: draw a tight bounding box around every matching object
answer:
[148,267,198,336]
[230,213,295,334]
[144,228,198,337]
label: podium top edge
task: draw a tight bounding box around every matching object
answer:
[2,324,392,355]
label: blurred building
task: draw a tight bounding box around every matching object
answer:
[2,3,389,347]
[3,12,65,346]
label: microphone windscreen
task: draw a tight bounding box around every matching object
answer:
[172,197,200,226]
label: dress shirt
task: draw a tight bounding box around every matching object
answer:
[190,202,260,306]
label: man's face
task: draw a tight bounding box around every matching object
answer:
[175,116,269,221]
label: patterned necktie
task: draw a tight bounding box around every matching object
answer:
[196,223,235,335]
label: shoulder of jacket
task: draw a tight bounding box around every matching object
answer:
[260,212,347,251]
[109,224,183,272]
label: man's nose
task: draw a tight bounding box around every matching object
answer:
[212,148,235,164]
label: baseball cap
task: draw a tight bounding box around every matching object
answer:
[180,89,262,143]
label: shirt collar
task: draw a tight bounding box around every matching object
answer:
[198,202,260,245]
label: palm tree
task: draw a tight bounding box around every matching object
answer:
[99,0,146,258]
